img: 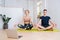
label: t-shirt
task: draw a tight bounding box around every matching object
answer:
[40,16,51,27]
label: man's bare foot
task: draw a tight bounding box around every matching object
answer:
[38,28,46,31]
[38,29,43,31]
[38,27,46,31]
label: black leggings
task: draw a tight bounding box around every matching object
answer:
[18,24,33,30]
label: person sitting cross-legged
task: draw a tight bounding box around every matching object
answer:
[36,9,56,31]
[18,10,33,30]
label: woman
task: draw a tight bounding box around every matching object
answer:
[18,10,33,30]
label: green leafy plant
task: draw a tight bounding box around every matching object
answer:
[2,15,11,23]
[0,14,11,29]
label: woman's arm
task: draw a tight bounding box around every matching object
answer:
[30,17,33,24]
[37,19,41,25]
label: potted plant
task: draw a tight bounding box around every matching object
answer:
[0,14,11,29]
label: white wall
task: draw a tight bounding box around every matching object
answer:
[5,0,35,23]
[0,0,60,29]
[0,7,24,29]
[4,0,43,23]
[0,0,46,29]
[46,0,60,29]
[5,0,27,9]
[0,7,4,29]
[33,0,60,29]
[0,0,35,29]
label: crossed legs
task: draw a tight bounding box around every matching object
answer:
[36,24,54,31]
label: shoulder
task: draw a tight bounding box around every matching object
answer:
[40,16,44,18]
[46,16,50,17]
[46,16,51,19]
[40,16,44,19]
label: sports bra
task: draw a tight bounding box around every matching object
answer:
[24,17,30,22]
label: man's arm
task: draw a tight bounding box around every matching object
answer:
[49,20,57,27]
[37,19,41,25]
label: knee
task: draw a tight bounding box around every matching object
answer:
[30,24,33,27]
[29,24,33,28]
[36,24,39,27]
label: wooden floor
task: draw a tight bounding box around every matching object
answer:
[8,38,17,40]
[0,30,60,40]
[18,32,60,40]
[0,30,17,40]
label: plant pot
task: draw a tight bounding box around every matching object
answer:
[3,23,8,29]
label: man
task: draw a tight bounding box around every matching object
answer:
[37,9,56,31]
